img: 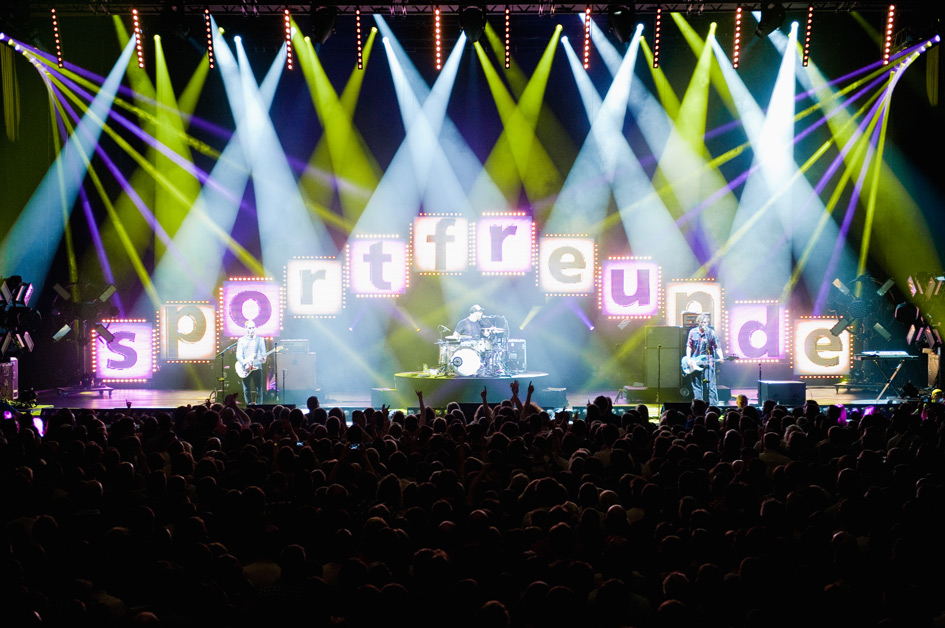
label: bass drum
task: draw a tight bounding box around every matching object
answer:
[451,347,482,376]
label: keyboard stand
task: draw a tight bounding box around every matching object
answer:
[872,358,909,402]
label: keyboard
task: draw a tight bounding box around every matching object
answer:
[854,350,916,360]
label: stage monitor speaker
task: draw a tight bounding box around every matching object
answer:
[507,339,527,373]
[758,380,807,408]
[645,346,683,389]
[0,358,18,400]
[283,353,317,391]
[645,326,687,350]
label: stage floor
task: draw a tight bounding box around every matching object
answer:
[27,384,904,420]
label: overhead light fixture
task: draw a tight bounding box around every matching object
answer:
[132,8,145,68]
[49,282,119,345]
[608,4,635,44]
[756,1,786,38]
[52,323,72,342]
[0,278,14,305]
[356,7,363,70]
[803,5,814,66]
[283,8,294,70]
[51,7,64,68]
[94,323,115,344]
[652,6,662,68]
[0,275,41,358]
[204,8,215,69]
[504,6,511,68]
[1,277,33,308]
[310,5,337,45]
[583,6,591,69]
[14,282,33,306]
[828,275,897,340]
[733,5,743,69]
[434,6,442,70]
[460,6,487,44]
[883,4,896,65]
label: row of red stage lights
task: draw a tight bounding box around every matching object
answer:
[35,5,898,72]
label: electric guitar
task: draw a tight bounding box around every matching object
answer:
[681,354,737,376]
[235,346,283,379]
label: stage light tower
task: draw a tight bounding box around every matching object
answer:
[653,6,662,68]
[51,7,63,68]
[132,8,145,68]
[204,8,215,69]
[803,5,814,66]
[356,6,363,69]
[434,6,442,70]
[883,4,896,65]
[505,6,511,68]
[734,5,743,69]
[582,6,592,69]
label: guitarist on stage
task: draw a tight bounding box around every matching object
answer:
[685,313,724,406]
[236,321,267,405]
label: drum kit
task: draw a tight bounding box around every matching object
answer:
[436,327,523,376]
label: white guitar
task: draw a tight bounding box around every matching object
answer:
[681,354,736,376]
[235,346,283,379]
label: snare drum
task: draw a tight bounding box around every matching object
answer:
[451,347,482,376]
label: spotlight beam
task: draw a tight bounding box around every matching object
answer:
[477,25,564,208]
[0,37,136,295]
[232,35,337,276]
[295,21,381,226]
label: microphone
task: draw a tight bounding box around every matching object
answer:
[438,325,451,333]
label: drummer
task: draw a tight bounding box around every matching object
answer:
[455,304,510,341]
[455,304,486,339]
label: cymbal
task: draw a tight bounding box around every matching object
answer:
[444,334,466,341]
[483,327,506,334]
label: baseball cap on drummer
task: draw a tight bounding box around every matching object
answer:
[469,304,483,314]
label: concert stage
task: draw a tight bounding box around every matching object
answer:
[376,371,558,408]
[23,384,922,423]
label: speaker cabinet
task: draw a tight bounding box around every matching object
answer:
[645,346,684,389]
[280,338,310,353]
[758,380,806,407]
[507,339,527,373]
[645,326,688,350]
[283,353,317,391]
[0,358,18,400]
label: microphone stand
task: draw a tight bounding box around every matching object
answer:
[656,345,661,406]
[215,342,239,403]
[271,341,279,404]
[758,362,763,405]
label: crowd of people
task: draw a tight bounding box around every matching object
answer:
[2,383,945,627]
